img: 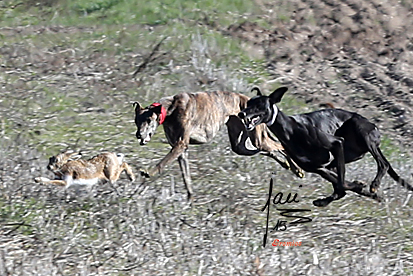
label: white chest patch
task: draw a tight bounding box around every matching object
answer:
[267,104,279,126]
[322,152,335,167]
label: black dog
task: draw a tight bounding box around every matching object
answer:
[238,87,413,207]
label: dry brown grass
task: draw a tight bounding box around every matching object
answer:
[0,0,413,275]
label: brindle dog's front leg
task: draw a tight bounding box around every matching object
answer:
[144,139,189,177]
[262,151,304,178]
[177,149,193,201]
[145,139,193,201]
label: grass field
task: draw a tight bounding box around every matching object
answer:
[0,0,412,275]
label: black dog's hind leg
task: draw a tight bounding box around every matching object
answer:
[363,125,389,193]
[370,145,413,192]
[368,146,389,193]
[315,168,381,206]
[341,117,390,195]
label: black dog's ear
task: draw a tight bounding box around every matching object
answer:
[133,101,143,114]
[251,87,263,96]
[269,87,288,103]
[151,104,162,114]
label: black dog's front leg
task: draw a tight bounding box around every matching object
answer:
[313,139,347,207]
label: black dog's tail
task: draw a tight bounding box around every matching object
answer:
[387,165,413,191]
[379,148,413,191]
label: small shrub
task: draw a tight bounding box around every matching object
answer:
[73,0,122,15]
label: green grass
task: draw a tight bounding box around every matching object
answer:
[0,0,262,27]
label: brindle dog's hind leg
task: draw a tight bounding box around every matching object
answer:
[262,150,304,178]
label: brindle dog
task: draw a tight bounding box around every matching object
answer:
[134,91,303,200]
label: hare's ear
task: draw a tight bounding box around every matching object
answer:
[67,150,82,161]
[68,154,82,161]
[62,149,75,155]
[269,87,288,104]
[251,87,263,96]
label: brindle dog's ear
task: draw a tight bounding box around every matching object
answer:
[269,87,288,104]
[133,101,143,114]
[251,87,263,96]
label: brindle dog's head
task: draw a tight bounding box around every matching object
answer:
[133,102,163,145]
[238,87,288,131]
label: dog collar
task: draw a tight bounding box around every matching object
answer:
[150,102,167,125]
[267,104,278,126]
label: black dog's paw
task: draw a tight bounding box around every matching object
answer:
[140,168,150,178]
[313,192,346,207]
[371,192,383,203]
[359,185,382,202]
[353,180,367,187]
[313,198,330,207]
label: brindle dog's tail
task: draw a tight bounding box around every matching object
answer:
[379,148,413,191]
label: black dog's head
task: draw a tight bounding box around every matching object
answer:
[238,87,288,131]
[133,102,164,145]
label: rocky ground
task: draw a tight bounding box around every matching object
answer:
[0,0,412,275]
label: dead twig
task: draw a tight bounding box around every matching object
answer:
[132,37,168,78]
